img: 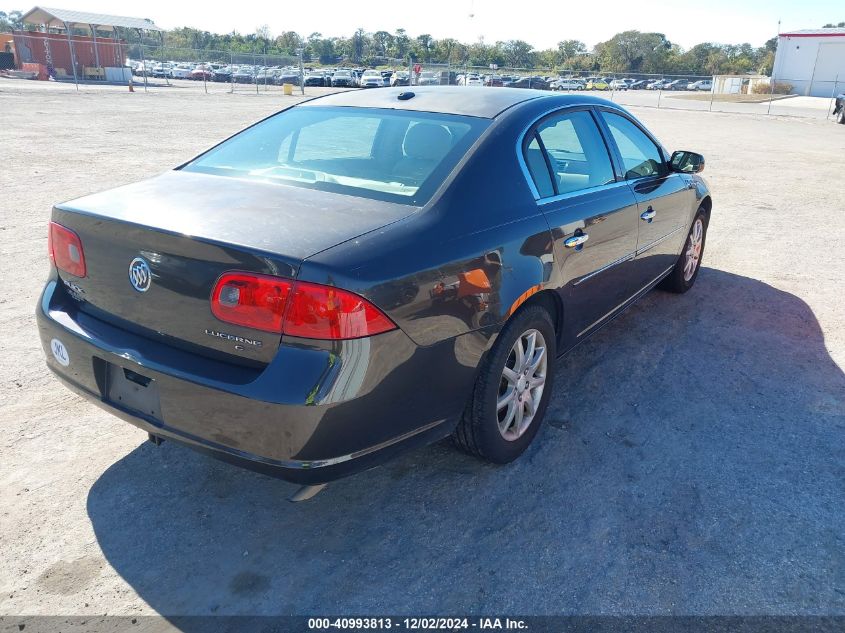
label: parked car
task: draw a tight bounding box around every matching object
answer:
[132,62,152,77]
[666,79,690,91]
[646,79,669,90]
[629,80,649,90]
[380,70,393,86]
[38,87,710,491]
[212,67,233,82]
[417,71,440,86]
[331,70,355,87]
[688,79,713,91]
[151,63,173,78]
[609,79,629,90]
[510,76,550,90]
[391,71,410,86]
[232,67,255,83]
[360,69,385,88]
[586,78,610,90]
[550,78,584,91]
[275,69,301,86]
[251,68,272,83]
[459,73,482,86]
[484,74,504,87]
[834,94,845,124]
[189,65,213,81]
[171,63,194,79]
[304,71,326,87]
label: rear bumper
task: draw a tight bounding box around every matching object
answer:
[37,279,485,483]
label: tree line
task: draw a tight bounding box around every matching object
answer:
[153,27,781,76]
[2,10,843,75]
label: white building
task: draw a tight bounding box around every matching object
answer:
[712,74,769,95]
[772,28,845,97]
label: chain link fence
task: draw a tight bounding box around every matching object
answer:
[4,32,842,121]
[127,44,306,94]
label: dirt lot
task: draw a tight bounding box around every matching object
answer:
[1,79,843,616]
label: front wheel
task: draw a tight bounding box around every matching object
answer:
[453,305,556,463]
[659,209,708,293]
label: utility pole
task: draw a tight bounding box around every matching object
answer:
[297,47,304,95]
[767,19,781,115]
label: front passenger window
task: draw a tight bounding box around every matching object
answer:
[602,111,668,179]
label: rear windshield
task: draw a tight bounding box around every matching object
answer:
[183,106,488,205]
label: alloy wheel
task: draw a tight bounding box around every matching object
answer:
[497,329,548,441]
[683,218,704,282]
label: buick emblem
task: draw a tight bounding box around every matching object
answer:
[128,257,152,292]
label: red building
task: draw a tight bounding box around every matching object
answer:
[15,6,162,80]
[12,30,126,76]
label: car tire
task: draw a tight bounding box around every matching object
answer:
[659,208,708,294]
[453,304,556,463]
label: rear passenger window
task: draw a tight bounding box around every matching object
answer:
[523,110,615,198]
[524,137,555,198]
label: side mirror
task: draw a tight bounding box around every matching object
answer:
[670,150,705,174]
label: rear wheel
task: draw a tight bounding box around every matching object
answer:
[453,305,556,463]
[659,208,708,293]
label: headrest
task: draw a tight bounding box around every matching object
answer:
[403,123,452,161]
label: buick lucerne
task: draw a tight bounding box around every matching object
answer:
[38,87,711,488]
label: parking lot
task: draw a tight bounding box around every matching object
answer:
[1,79,844,616]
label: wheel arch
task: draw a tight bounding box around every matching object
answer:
[505,287,564,351]
[699,194,713,220]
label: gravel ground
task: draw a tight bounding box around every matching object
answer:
[1,79,843,617]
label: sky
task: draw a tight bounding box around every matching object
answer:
[6,0,843,49]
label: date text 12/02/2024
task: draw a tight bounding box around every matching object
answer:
[307,618,528,630]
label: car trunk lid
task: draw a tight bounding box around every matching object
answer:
[53,170,414,365]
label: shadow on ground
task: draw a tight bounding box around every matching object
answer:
[87,268,845,617]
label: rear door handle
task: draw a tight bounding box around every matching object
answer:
[564,234,589,248]
[640,209,656,222]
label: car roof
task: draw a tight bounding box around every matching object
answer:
[304,86,619,119]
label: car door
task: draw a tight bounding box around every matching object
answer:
[520,107,641,347]
[598,108,695,287]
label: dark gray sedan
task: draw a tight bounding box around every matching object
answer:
[38,87,711,491]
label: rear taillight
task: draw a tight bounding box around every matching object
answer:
[210,272,396,340]
[283,281,396,340]
[48,221,86,277]
[211,272,293,333]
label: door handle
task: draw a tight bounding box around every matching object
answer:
[640,208,656,222]
[564,234,589,248]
